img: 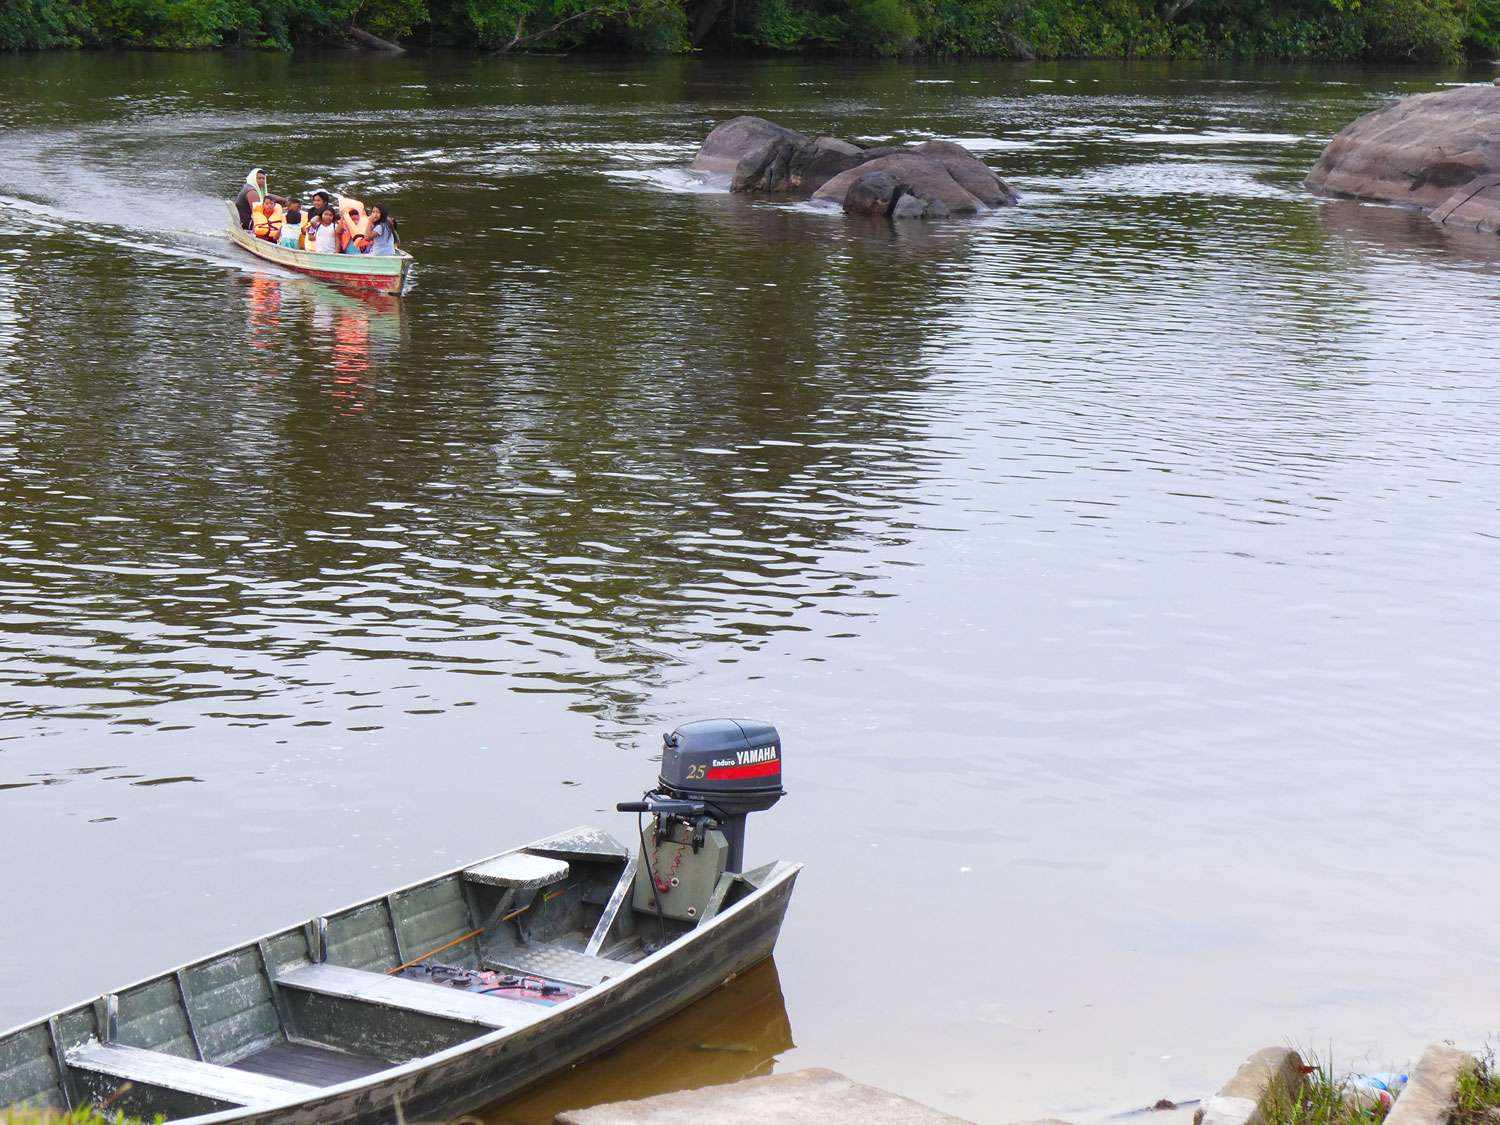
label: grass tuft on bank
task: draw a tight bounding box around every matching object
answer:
[1260,1050,1396,1125]
[1453,1048,1500,1125]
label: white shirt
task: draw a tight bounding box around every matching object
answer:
[313,222,337,254]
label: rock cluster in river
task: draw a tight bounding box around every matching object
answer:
[690,116,1018,220]
[1306,83,1500,232]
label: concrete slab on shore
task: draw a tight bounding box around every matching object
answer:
[1385,1044,1476,1125]
[553,1067,977,1124]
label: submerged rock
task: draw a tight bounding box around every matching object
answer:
[841,170,902,216]
[910,139,1017,207]
[1306,84,1500,233]
[690,115,1017,221]
[789,136,866,194]
[691,115,812,193]
[814,153,988,215]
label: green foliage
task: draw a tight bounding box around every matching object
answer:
[1452,1047,1500,1125]
[1460,0,1500,53]
[1256,1048,1406,1125]
[0,0,1487,59]
[1015,0,1171,56]
[2,1106,133,1125]
[426,0,683,50]
[615,0,688,52]
[1362,0,1465,58]
[0,0,91,47]
[361,0,430,40]
[846,0,917,51]
[86,0,237,47]
[734,0,846,49]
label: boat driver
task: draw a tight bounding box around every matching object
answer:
[235,168,286,230]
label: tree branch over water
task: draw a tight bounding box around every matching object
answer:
[494,5,605,51]
[346,23,406,49]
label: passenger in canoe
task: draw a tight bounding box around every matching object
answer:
[234,168,284,230]
[252,198,285,242]
[364,204,400,256]
[278,198,305,249]
[309,206,339,253]
[338,198,369,254]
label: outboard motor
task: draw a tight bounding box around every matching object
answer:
[617,719,784,923]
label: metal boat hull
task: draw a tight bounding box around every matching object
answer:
[0,825,800,1125]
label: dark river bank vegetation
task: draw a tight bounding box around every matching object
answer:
[4,0,1497,61]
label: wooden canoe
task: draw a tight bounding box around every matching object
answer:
[0,826,800,1125]
[226,202,413,296]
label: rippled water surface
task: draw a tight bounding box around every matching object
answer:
[3,53,1500,1124]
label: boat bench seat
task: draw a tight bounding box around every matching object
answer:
[276,963,548,1029]
[464,852,570,890]
[66,1041,315,1107]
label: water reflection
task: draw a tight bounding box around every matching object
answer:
[1314,195,1500,271]
[246,275,407,414]
[0,126,951,739]
[485,959,793,1125]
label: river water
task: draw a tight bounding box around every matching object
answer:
[2,51,1499,1124]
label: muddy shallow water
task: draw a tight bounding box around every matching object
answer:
[2,52,1499,1124]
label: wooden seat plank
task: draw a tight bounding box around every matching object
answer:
[275,964,548,1029]
[66,1041,314,1107]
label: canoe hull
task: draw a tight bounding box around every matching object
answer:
[256,863,799,1125]
[0,829,799,1125]
[226,203,411,296]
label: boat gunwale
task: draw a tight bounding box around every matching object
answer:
[1,827,800,1123]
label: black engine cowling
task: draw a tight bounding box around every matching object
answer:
[617,718,784,876]
[658,718,783,815]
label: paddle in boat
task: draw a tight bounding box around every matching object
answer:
[0,719,797,1125]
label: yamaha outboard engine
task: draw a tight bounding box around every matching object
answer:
[617,719,784,923]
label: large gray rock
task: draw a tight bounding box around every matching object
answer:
[814,152,989,214]
[788,136,865,193]
[1193,1047,1305,1125]
[689,116,1016,221]
[891,191,949,220]
[691,115,811,193]
[1306,84,1500,231]
[843,170,902,216]
[913,139,1019,206]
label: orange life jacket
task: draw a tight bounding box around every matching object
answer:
[339,196,370,251]
[251,200,284,241]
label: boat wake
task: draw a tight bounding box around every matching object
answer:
[0,117,260,274]
[603,166,730,194]
[0,191,257,274]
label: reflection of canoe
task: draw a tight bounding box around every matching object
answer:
[0,824,800,1125]
[495,958,794,1123]
[225,201,412,296]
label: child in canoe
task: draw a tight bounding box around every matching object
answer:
[338,198,368,254]
[278,199,305,250]
[309,207,339,254]
[364,204,400,256]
